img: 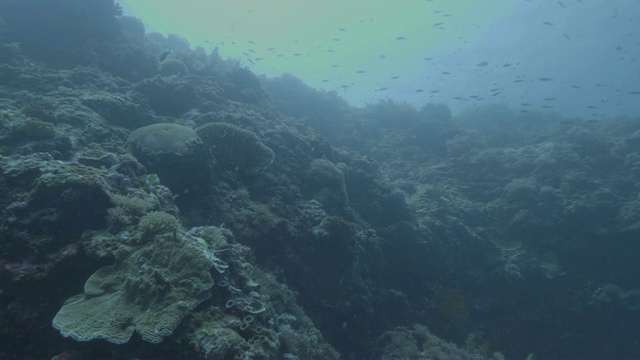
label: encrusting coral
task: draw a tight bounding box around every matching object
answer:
[52,225,227,344]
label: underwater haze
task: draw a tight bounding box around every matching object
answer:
[121,0,640,118]
[3,0,640,359]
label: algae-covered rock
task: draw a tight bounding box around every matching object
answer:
[52,228,229,344]
[134,76,198,116]
[118,16,145,38]
[374,324,481,360]
[12,118,57,140]
[221,66,267,104]
[81,92,153,128]
[1,154,112,258]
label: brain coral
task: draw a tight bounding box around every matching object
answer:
[307,158,349,204]
[196,122,274,174]
[52,228,228,344]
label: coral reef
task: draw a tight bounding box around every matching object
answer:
[196,122,274,175]
[127,123,211,205]
[375,324,492,360]
[306,158,350,215]
[53,227,219,344]
[1,3,640,360]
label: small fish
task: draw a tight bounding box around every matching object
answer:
[571,85,581,89]
[544,97,556,101]
[339,27,347,31]
[563,33,571,40]
[586,105,598,109]
[376,87,388,92]
[521,103,531,106]
[424,57,433,60]
[390,76,401,79]
[396,36,408,40]
[430,90,440,94]
[503,63,513,67]
[356,70,366,73]
[268,47,275,51]
[321,79,330,82]
[415,89,424,93]
[158,50,172,62]
[543,21,554,26]
[441,71,451,75]
[538,77,553,81]
[541,105,554,108]
[331,64,339,68]
[557,1,565,8]
[513,79,524,83]
[248,40,256,45]
[433,22,444,27]
[453,97,465,100]
[476,61,489,67]
[380,54,386,59]
[492,92,501,96]
[628,91,640,95]
[333,38,341,41]
[293,53,302,56]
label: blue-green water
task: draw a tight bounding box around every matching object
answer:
[122,0,640,118]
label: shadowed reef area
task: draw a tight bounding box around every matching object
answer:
[1,1,639,359]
